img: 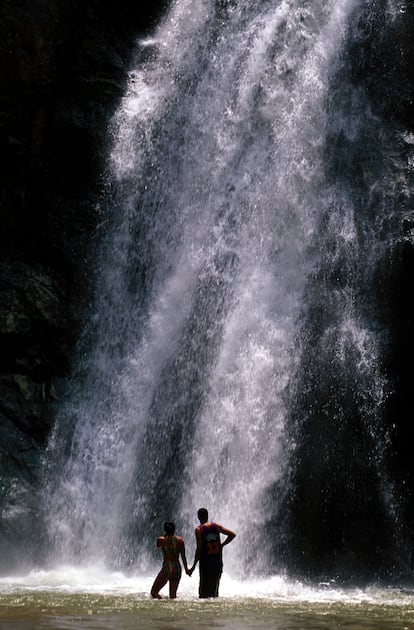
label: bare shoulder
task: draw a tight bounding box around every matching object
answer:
[156,535,166,547]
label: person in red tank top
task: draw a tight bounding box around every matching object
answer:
[188,508,236,598]
[151,521,190,599]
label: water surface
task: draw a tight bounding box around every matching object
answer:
[1,571,413,629]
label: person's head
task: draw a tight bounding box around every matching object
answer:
[164,521,175,535]
[197,508,208,524]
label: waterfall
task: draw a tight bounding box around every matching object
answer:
[42,0,411,580]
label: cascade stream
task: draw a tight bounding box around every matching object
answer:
[42,0,413,582]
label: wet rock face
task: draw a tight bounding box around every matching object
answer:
[0,0,167,566]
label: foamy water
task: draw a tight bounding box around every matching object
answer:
[1,570,414,630]
[1,567,414,607]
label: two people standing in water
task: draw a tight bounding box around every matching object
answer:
[151,508,236,599]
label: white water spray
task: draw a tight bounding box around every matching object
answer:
[43,0,400,579]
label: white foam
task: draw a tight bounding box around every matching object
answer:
[0,567,413,608]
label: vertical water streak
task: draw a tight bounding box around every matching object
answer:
[178,0,359,575]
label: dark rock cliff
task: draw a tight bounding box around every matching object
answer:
[0,0,167,567]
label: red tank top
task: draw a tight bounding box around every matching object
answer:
[200,523,222,567]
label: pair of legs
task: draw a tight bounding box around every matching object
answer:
[151,562,181,599]
[199,568,222,598]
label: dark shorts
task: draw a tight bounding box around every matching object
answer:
[199,565,222,598]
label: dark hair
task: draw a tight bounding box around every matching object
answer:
[164,521,175,535]
[197,508,208,522]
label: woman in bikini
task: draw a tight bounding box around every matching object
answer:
[151,521,190,599]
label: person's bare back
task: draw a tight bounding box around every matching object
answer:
[157,534,184,563]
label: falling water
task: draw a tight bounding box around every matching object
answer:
[41,0,412,581]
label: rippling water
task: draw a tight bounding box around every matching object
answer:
[1,570,413,629]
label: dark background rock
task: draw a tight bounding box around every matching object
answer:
[0,0,167,568]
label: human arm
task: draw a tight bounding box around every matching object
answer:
[188,527,203,576]
[179,537,190,575]
[217,524,236,548]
